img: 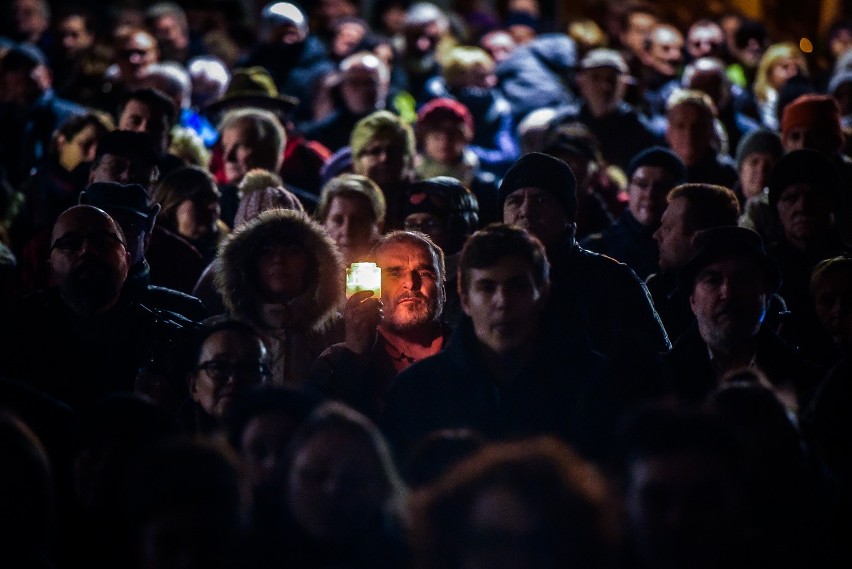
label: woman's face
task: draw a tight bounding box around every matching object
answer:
[58,124,99,171]
[322,194,381,264]
[175,196,221,240]
[769,56,801,90]
[190,330,269,420]
[287,428,387,541]
[255,242,309,302]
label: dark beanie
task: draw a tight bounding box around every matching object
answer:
[627,146,687,185]
[767,149,843,209]
[498,153,578,219]
[734,129,783,169]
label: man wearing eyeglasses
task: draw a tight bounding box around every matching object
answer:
[0,204,192,411]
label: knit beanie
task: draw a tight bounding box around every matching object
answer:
[734,129,783,169]
[350,110,415,160]
[498,152,578,220]
[780,94,842,145]
[767,148,843,209]
[627,146,687,184]
[416,98,474,136]
[234,186,304,228]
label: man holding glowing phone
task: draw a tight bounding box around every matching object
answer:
[308,231,451,420]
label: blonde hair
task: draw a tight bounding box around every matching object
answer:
[316,173,386,225]
[753,42,808,103]
[441,46,494,87]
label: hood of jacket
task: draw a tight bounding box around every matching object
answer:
[215,208,344,333]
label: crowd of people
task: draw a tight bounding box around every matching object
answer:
[0,0,851,567]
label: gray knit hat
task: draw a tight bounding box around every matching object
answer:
[734,128,783,169]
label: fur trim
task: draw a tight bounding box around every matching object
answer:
[215,208,344,332]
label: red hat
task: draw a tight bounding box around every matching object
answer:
[416,98,474,135]
[781,94,842,142]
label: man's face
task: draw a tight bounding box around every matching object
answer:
[58,15,95,58]
[621,12,657,57]
[405,21,442,58]
[782,126,840,154]
[576,67,623,114]
[738,152,775,200]
[686,25,724,59]
[422,121,468,164]
[340,64,383,115]
[375,239,443,332]
[13,0,48,42]
[647,27,684,77]
[353,136,410,189]
[89,153,157,188]
[221,124,258,184]
[503,187,569,248]
[626,452,745,568]
[152,15,188,52]
[776,183,834,247]
[653,197,693,270]
[665,103,715,166]
[480,30,516,63]
[461,255,547,356]
[812,270,852,341]
[628,165,676,227]
[689,257,768,351]
[255,243,309,302]
[49,207,130,312]
[117,31,158,83]
[119,99,170,154]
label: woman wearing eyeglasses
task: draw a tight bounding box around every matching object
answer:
[183,319,272,434]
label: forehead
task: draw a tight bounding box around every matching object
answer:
[375,239,434,266]
[631,165,670,181]
[467,255,535,282]
[507,186,550,198]
[201,328,264,354]
[328,193,372,215]
[53,207,114,237]
[668,103,708,121]
[125,33,157,50]
[695,256,764,282]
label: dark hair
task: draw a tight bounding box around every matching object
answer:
[666,183,740,232]
[733,19,767,50]
[410,436,616,569]
[153,165,220,233]
[120,87,179,129]
[225,386,319,451]
[284,401,406,512]
[619,406,743,479]
[52,111,114,156]
[92,130,160,170]
[458,223,549,293]
[190,319,269,369]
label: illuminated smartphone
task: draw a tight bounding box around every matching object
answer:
[346,262,381,299]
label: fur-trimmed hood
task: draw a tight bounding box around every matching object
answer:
[215,208,344,333]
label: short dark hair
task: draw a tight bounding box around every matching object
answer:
[120,87,179,128]
[458,223,549,293]
[666,183,740,233]
[92,130,159,170]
